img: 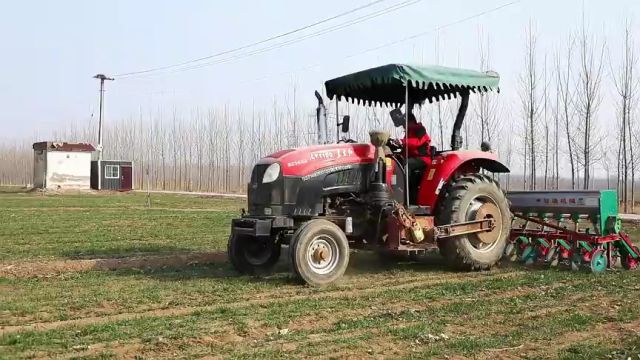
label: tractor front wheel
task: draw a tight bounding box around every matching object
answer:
[227,233,281,275]
[290,219,350,287]
[436,174,511,270]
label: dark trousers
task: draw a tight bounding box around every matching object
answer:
[407,157,427,204]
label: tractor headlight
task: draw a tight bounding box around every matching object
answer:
[262,163,281,183]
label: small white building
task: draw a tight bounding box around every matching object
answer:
[33,142,96,190]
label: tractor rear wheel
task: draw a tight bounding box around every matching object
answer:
[290,219,350,287]
[227,233,281,275]
[436,174,511,270]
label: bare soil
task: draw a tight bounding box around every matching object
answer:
[0,252,227,279]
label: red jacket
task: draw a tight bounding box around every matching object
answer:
[401,122,431,157]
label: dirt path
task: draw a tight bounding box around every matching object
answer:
[0,252,227,279]
[136,190,246,199]
[3,206,233,212]
[620,213,640,222]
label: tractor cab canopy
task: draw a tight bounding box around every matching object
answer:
[323,63,500,151]
[324,63,499,107]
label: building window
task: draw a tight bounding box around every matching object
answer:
[105,165,120,179]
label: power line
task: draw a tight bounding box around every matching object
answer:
[345,0,522,60]
[117,0,422,80]
[115,0,522,97]
[114,0,390,78]
[235,0,523,86]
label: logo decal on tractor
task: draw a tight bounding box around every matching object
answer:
[426,168,436,181]
[336,148,354,158]
[302,165,353,181]
[287,159,308,167]
[310,151,334,160]
[309,148,354,161]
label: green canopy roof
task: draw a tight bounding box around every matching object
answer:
[324,64,499,107]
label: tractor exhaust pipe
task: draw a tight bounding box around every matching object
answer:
[314,91,328,145]
[450,91,469,151]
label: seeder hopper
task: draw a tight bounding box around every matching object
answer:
[506,190,640,273]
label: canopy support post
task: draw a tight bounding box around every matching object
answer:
[405,83,410,207]
[335,99,339,143]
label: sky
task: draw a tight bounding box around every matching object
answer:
[1,0,639,140]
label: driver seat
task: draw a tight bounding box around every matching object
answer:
[408,145,437,204]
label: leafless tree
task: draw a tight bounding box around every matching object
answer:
[475,29,502,146]
[519,22,541,190]
[542,55,551,189]
[611,20,638,211]
[556,38,578,189]
[575,17,605,189]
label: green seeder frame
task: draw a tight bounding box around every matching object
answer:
[507,190,639,271]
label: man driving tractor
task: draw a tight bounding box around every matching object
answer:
[389,111,431,202]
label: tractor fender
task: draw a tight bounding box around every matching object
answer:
[472,158,510,173]
[417,151,510,210]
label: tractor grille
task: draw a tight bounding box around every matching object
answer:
[248,164,283,214]
[250,164,269,185]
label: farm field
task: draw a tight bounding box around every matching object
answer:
[1,189,640,359]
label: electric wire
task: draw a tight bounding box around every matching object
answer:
[116,0,421,80]
[344,0,521,60]
[115,0,522,98]
[114,0,390,78]
[131,0,420,78]
[235,0,523,86]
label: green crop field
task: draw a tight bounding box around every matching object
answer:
[1,189,640,359]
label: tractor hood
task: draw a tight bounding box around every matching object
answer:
[248,143,376,217]
[259,143,375,177]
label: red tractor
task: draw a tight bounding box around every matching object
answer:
[229,64,511,286]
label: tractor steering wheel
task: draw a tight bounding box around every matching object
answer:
[386,138,402,152]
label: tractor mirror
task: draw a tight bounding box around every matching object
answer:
[341,115,350,133]
[389,108,405,127]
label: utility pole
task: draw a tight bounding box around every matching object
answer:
[93,74,114,160]
[93,74,114,190]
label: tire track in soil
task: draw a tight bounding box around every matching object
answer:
[285,293,600,360]
[60,283,550,360]
[0,271,524,336]
[0,270,463,326]
[1,266,523,327]
[0,247,523,279]
[475,318,640,360]
[463,293,640,360]
[61,287,639,359]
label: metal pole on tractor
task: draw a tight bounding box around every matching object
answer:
[335,100,339,143]
[405,82,410,206]
[93,74,114,190]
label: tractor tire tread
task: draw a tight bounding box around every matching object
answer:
[435,173,511,270]
[289,219,350,287]
[227,233,281,276]
[289,220,315,280]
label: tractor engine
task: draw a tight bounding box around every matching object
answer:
[240,134,412,245]
[246,144,374,218]
[237,143,387,242]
